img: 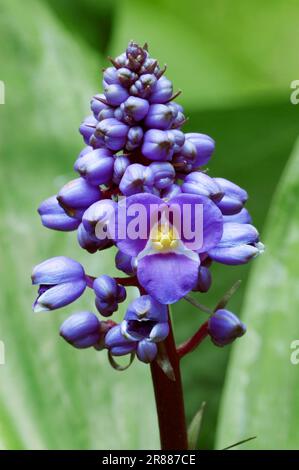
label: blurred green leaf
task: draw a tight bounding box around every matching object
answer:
[110,0,299,109]
[188,402,206,450]
[45,0,116,53]
[216,137,299,449]
[0,0,158,449]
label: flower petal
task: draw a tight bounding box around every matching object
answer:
[34,280,86,312]
[137,251,199,304]
[31,256,85,285]
[208,244,261,265]
[115,193,164,256]
[215,223,259,248]
[168,193,223,252]
[137,341,158,363]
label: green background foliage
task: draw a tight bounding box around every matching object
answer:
[0,0,298,449]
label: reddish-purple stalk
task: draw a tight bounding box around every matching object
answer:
[177,321,209,359]
[86,273,208,450]
[150,309,188,449]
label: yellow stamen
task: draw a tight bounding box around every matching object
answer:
[151,224,179,251]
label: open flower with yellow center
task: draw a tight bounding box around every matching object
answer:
[115,193,223,304]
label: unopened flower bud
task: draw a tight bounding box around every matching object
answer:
[223,208,252,224]
[38,195,81,232]
[82,199,116,240]
[142,129,175,161]
[79,115,97,145]
[182,172,223,201]
[121,96,149,122]
[126,126,144,151]
[117,68,138,88]
[103,67,119,85]
[93,275,126,317]
[136,340,158,363]
[77,223,109,253]
[214,178,248,215]
[104,84,129,106]
[74,148,114,186]
[180,133,215,167]
[149,76,173,103]
[96,118,129,151]
[150,162,175,189]
[57,178,101,214]
[130,74,157,99]
[119,163,154,196]
[115,250,137,276]
[113,155,130,184]
[161,183,182,200]
[90,94,109,118]
[60,311,101,349]
[192,266,212,292]
[105,324,137,356]
[208,309,246,347]
[144,104,175,130]
[208,223,263,265]
[32,257,86,312]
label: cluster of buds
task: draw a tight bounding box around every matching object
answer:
[32,43,264,365]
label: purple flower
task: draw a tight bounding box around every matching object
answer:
[122,295,169,342]
[208,222,264,265]
[74,148,114,186]
[32,257,87,312]
[105,295,169,363]
[123,295,169,363]
[208,309,246,347]
[93,275,126,317]
[32,41,263,363]
[38,195,81,232]
[115,193,223,304]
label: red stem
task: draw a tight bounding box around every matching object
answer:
[177,321,209,359]
[150,308,188,450]
[114,276,139,287]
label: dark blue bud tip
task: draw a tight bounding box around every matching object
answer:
[208,309,246,347]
